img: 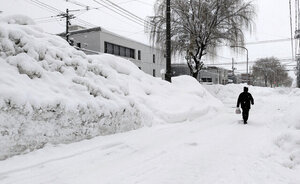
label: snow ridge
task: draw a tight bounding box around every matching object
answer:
[0,15,222,160]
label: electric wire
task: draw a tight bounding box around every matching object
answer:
[102,0,147,23]
[93,0,145,27]
[30,0,63,13]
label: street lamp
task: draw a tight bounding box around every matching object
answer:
[230,45,249,84]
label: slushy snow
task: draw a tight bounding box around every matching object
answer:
[0,15,300,184]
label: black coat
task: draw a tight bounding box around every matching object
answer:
[237,92,254,109]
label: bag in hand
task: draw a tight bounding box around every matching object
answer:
[235,108,241,114]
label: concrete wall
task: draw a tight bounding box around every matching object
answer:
[70,31,100,54]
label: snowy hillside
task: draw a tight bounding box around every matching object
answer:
[0,15,222,160]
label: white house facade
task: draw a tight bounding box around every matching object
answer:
[60,27,166,78]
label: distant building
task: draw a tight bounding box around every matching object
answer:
[236,73,253,85]
[171,64,229,84]
[227,70,236,84]
[199,66,229,85]
[58,26,166,78]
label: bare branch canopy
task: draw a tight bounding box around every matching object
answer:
[146,0,256,79]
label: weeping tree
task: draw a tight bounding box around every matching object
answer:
[146,0,255,79]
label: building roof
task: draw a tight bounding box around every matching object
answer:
[57,27,102,36]
[58,26,159,49]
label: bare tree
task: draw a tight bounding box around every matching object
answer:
[252,57,292,87]
[146,0,255,79]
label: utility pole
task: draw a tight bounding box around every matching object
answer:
[59,9,75,45]
[66,9,70,44]
[232,58,236,83]
[294,0,300,87]
[230,45,248,84]
[232,58,235,76]
[165,0,172,82]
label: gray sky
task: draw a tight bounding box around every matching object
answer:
[0,0,297,76]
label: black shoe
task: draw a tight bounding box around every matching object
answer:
[244,121,247,124]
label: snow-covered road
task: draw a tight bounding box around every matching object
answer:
[0,85,299,184]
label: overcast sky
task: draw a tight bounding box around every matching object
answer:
[0,0,298,76]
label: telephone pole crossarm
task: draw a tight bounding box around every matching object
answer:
[58,9,75,45]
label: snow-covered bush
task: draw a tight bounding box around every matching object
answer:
[0,15,222,160]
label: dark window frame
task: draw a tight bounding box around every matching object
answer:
[138,50,141,60]
[104,41,135,59]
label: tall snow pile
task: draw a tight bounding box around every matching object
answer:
[0,15,222,160]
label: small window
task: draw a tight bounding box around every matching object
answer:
[130,49,135,59]
[114,45,120,55]
[120,47,126,57]
[153,54,155,63]
[105,42,113,54]
[138,50,141,60]
[153,69,156,77]
[125,48,131,58]
[77,42,81,48]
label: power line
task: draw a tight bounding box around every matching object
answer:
[245,38,293,45]
[65,0,88,8]
[93,0,150,27]
[206,58,294,66]
[29,0,63,13]
[93,0,145,27]
[28,0,96,28]
[103,0,147,23]
[119,0,153,6]
[64,0,150,28]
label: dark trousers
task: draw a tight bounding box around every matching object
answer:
[242,108,250,123]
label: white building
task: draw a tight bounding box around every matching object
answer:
[59,27,166,78]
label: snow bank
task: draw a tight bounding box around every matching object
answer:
[0,15,222,160]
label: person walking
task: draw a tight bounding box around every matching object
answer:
[237,87,254,124]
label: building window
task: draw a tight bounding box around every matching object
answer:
[130,49,135,59]
[77,42,81,48]
[153,54,155,63]
[104,42,135,59]
[120,47,126,57]
[153,69,156,77]
[113,45,120,55]
[201,78,212,82]
[105,42,113,54]
[125,48,130,58]
[138,50,141,60]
